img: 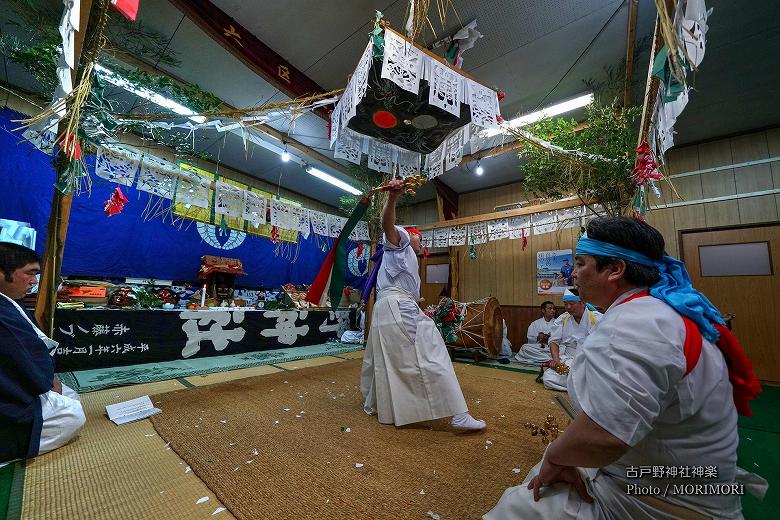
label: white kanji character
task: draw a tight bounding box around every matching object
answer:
[678,465,691,478]
[92,324,111,336]
[639,466,652,478]
[652,466,665,479]
[58,325,75,338]
[666,466,678,478]
[179,311,245,358]
[318,310,350,337]
[112,324,130,336]
[139,343,149,352]
[692,466,705,478]
[626,466,639,479]
[262,311,309,345]
[703,466,718,478]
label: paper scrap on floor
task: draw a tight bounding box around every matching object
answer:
[105,395,162,425]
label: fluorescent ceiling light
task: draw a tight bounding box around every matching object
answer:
[483,92,594,138]
[94,64,207,124]
[305,166,362,195]
[475,164,484,175]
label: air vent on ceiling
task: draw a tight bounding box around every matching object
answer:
[494,199,544,212]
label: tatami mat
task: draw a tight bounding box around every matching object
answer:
[150,360,566,520]
[333,349,365,359]
[186,364,283,387]
[274,355,346,371]
[21,380,236,520]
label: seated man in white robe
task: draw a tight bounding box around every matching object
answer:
[485,216,765,520]
[360,179,485,430]
[513,301,557,365]
[1,243,86,467]
[496,319,513,364]
[541,289,601,391]
[340,302,366,344]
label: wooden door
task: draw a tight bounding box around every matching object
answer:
[681,224,780,382]
[419,253,450,309]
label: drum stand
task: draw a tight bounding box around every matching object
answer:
[446,345,489,363]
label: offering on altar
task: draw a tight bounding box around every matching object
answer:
[197,255,247,307]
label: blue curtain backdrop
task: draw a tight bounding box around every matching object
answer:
[0,108,368,289]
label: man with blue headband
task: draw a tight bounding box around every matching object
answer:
[485,216,764,520]
[540,288,601,391]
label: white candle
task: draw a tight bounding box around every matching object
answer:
[200,284,207,308]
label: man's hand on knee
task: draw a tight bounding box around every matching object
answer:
[51,378,62,394]
[528,458,592,503]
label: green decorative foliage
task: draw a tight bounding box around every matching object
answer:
[119,66,223,114]
[0,35,59,96]
[3,0,181,68]
[424,298,463,344]
[519,102,640,216]
[132,281,162,309]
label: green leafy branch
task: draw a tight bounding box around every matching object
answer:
[519,102,641,216]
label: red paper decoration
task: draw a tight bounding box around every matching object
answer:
[104,186,128,217]
[631,141,664,186]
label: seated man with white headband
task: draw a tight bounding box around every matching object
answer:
[1,243,86,467]
[485,216,765,520]
[540,289,601,391]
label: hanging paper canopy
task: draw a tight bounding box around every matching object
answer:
[331,22,502,178]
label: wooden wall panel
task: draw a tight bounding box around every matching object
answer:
[667,148,708,231]
[644,208,679,257]
[698,140,740,227]
[730,134,778,223]
[768,129,780,218]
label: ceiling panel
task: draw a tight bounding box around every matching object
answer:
[2,0,778,208]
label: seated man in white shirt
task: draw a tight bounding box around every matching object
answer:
[484,216,765,520]
[513,301,557,365]
[541,289,601,391]
[340,302,366,344]
[0,243,85,467]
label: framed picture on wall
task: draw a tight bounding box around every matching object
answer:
[536,249,574,294]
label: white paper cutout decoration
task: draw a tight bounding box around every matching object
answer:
[381,30,424,94]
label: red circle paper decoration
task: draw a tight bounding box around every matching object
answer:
[372,110,398,129]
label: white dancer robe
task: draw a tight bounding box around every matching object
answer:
[497,320,513,359]
[485,288,766,520]
[360,227,468,426]
[513,317,556,364]
[542,310,601,391]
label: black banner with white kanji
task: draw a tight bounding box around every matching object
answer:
[53,308,353,371]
